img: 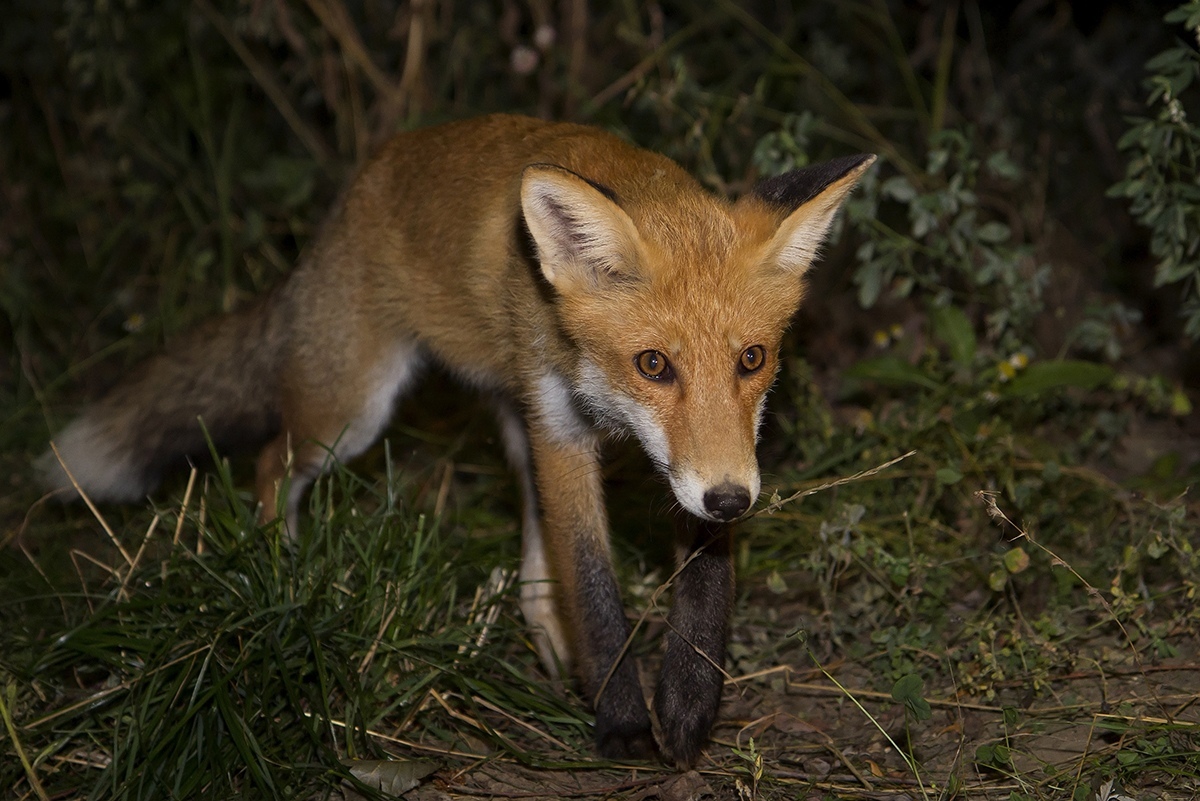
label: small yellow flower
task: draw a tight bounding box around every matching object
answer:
[872,329,890,348]
[998,360,1016,381]
[1008,352,1029,370]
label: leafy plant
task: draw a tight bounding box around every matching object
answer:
[1109,1,1200,338]
[846,131,1047,353]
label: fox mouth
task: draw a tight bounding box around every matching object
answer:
[668,470,759,523]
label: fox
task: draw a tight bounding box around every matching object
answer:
[39,114,873,766]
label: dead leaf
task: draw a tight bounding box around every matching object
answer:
[662,770,715,801]
[342,758,438,796]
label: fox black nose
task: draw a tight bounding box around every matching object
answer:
[702,483,752,521]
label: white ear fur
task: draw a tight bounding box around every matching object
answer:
[763,155,876,276]
[520,165,644,290]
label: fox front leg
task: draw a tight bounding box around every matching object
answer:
[526,422,655,759]
[653,520,735,768]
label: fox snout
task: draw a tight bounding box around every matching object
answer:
[669,467,761,523]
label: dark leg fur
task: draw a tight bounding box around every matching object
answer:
[576,538,656,759]
[653,521,734,768]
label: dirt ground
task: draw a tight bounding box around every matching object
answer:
[370,599,1200,800]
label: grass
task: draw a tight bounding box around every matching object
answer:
[3,418,1196,798]
[4,452,589,799]
[3,1,1200,798]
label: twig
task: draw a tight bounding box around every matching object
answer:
[470,694,572,751]
[595,450,917,708]
[783,677,1003,713]
[304,0,409,134]
[193,0,336,175]
[0,686,50,801]
[427,688,520,753]
[319,713,488,759]
[717,0,917,175]
[49,442,133,567]
[750,450,917,518]
[118,513,160,601]
[394,0,429,124]
[439,776,666,799]
[822,739,873,790]
[172,467,198,546]
[810,651,930,800]
[358,585,398,675]
[592,528,713,708]
[23,646,213,729]
[584,20,704,114]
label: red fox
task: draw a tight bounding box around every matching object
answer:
[40,114,873,766]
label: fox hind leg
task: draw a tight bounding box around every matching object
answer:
[256,339,424,533]
[496,400,571,679]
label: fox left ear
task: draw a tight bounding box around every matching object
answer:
[750,154,876,276]
[521,164,645,292]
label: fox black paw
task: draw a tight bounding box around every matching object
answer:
[596,716,657,761]
[655,706,716,769]
[653,660,723,768]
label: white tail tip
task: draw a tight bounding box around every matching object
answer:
[39,417,151,503]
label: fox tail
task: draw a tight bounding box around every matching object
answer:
[38,294,288,503]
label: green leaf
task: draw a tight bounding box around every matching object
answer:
[766,570,788,595]
[988,568,1007,592]
[1002,360,1115,397]
[975,742,1010,765]
[1146,49,1187,72]
[1003,547,1030,574]
[891,674,932,721]
[936,467,963,485]
[846,356,941,390]
[1163,4,1200,25]
[1171,388,1193,416]
[856,261,884,307]
[976,221,1011,243]
[986,151,1021,180]
[930,304,976,367]
[882,175,917,203]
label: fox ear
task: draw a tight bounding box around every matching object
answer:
[752,154,876,276]
[521,164,644,291]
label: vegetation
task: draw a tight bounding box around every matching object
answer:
[2,1,1197,799]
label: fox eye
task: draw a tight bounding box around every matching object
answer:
[635,350,673,381]
[739,345,766,375]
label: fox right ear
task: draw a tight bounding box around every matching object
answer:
[521,164,645,291]
[752,154,876,276]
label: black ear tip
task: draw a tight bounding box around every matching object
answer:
[824,153,876,173]
[752,153,877,210]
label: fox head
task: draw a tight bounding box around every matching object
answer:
[521,153,874,522]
